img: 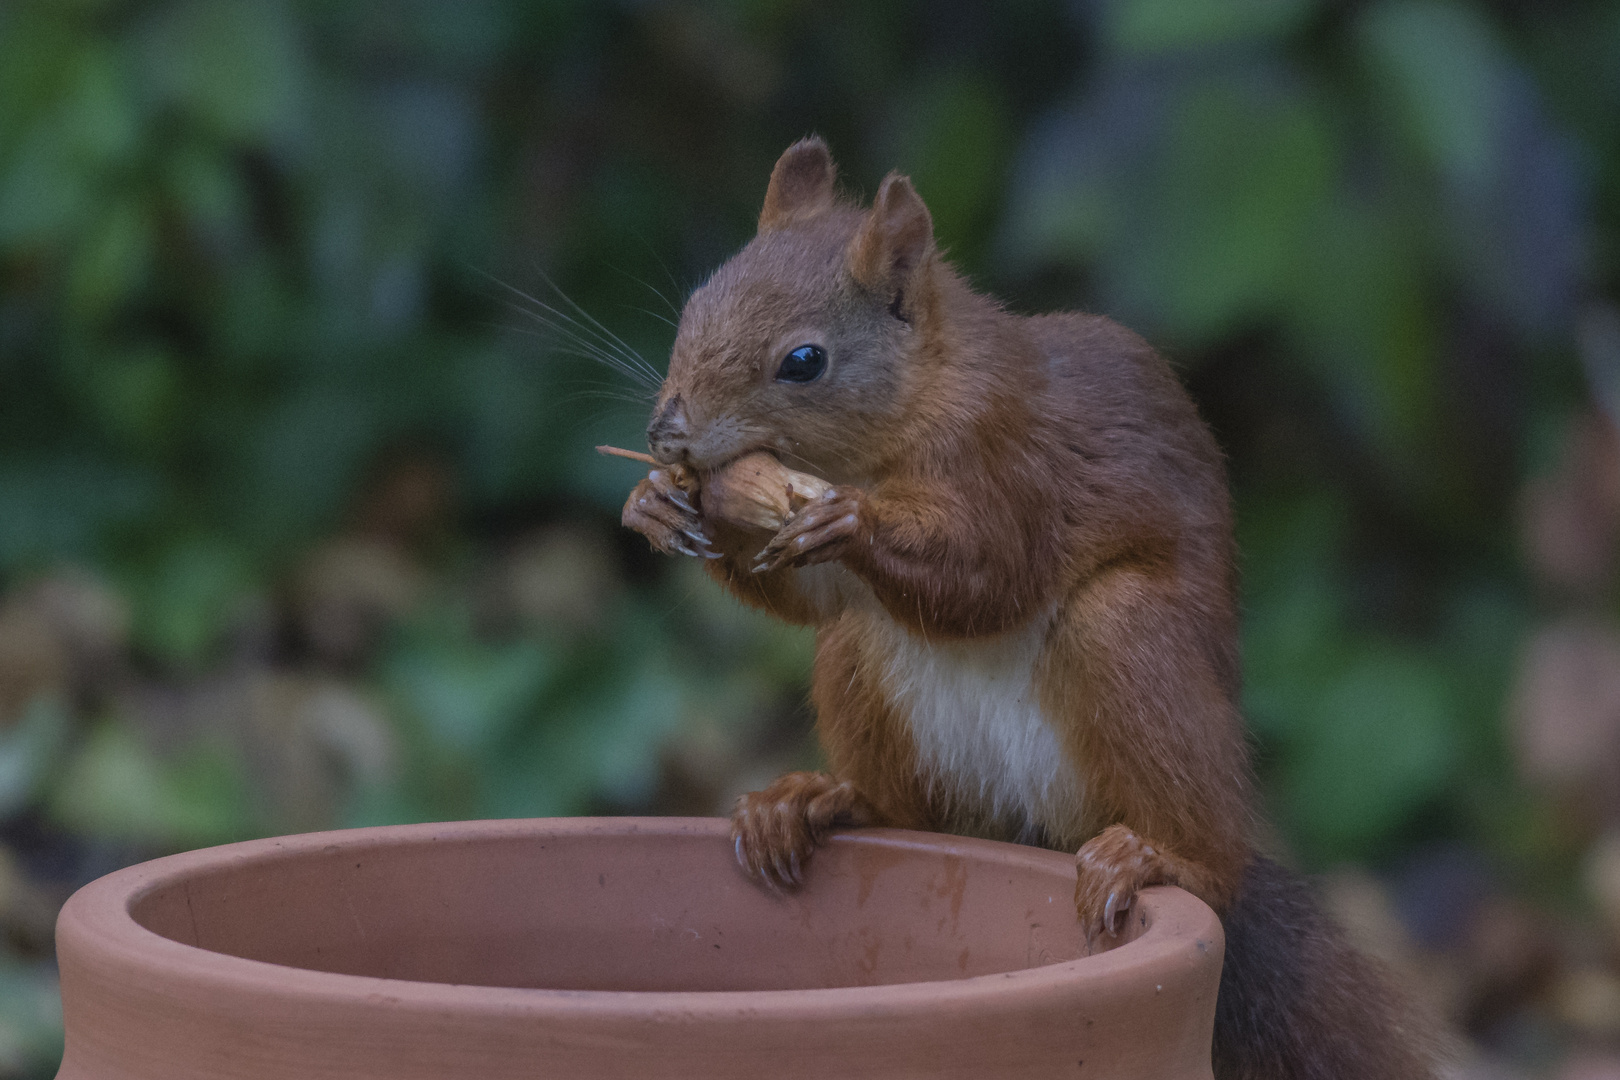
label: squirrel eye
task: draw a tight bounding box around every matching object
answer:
[775,344,827,383]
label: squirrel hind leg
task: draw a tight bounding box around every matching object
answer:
[1213,856,1445,1080]
[730,772,875,889]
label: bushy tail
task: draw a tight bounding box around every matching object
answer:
[1213,857,1443,1080]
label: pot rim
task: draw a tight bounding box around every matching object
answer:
[57,816,1220,1021]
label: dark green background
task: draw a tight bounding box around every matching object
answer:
[2,0,1617,1072]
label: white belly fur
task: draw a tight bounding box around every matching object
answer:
[858,603,1088,845]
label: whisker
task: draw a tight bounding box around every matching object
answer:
[606,260,684,322]
[556,380,657,407]
[478,269,665,388]
[556,390,656,409]
[559,406,634,441]
[498,301,662,390]
[568,376,657,397]
[620,302,678,329]
[532,268,666,385]
[628,233,691,318]
[509,299,659,385]
[776,442,861,476]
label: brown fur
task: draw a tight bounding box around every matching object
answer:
[621,137,1439,1079]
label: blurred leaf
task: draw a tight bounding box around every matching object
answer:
[0,459,156,574]
[885,71,1011,258]
[481,636,686,817]
[135,0,307,144]
[0,960,62,1078]
[320,0,517,71]
[233,384,382,547]
[369,81,482,206]
[78,347,182,454]
[996,71,1173,272]
[1283,198,1439,473]
[999,66,1338,344]
[667,559,815,685]
[1105,0,1320,55]
[1240,496,1353,740]
[66,199,154,319]
[385,631,557,754]
[1436,589,1524,770]
[1359,0,1585,333]
[0,696,71,818]
[165,142,251,251]
[1359,0,1510,187]
[1111,77,1335,342]
[1243,573,1348,741]
[1280,649,1461,862]
[0,6,77,155]
[0,40,139,244]
[211,254,293,362]
[129,538,252,666]
[48,723,250,846]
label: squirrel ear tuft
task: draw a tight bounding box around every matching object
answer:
[847,173,934,315]
[759,138,838,232]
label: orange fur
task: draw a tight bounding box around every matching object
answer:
[620,137,1438,1080]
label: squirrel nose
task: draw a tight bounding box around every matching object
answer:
[647,394,691,464]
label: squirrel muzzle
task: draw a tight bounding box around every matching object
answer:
[646,394,691,464]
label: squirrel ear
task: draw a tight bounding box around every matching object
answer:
[847,172,934,319]
[759,137,838,232]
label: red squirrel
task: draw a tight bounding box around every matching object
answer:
[621,138,1437,1079]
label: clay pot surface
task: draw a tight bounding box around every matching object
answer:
[56,817,1222,1079]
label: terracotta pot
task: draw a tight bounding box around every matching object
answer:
[55,817,1222,1079]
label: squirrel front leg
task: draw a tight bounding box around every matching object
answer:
[734,476,1050,889]
[620,467,719,559]
[753,476,1057,638]
[732,614,937,890]
[1047,562,1253,941]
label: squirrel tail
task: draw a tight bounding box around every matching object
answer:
[1212,856,1444,1080]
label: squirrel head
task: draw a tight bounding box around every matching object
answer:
[647,137,939,480]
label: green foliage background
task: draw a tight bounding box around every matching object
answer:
[1,0,1617,1072]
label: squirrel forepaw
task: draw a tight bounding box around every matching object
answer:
[1074,824,1170,948]
[731,772,873,890]
[621,467,720,559]
[751,487,864,574]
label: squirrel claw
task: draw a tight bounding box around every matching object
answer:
[1103,891,1127,933]
[731,772,873,894]
[752,492,864,573]
[622,467,716,559]
[682,528,721,557]
[1074,824,1172,944]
